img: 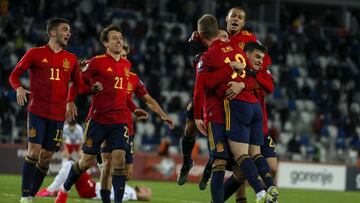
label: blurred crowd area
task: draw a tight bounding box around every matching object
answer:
[1,0,360,166]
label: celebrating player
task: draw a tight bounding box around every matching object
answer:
[8,18,82,203]
[55,25,133,203]
[99,41,174,202]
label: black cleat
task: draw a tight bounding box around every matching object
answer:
[198,168,212,190]
[177,162,193,185]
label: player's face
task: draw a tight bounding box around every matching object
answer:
[246,49,265,71]
[135,185,152,201]
[55,23,71,47]
[120,49,127,59]
[226,8,246,35]
[104,30,123,55]
[219,30,229,42]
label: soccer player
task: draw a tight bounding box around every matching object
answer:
[223,42,277,203]
[178,30,231,190]
[99,41,174,202]
[8,18,82,203]
[193,14,254,203]
[55,25,133,203]
[36,160,152,201]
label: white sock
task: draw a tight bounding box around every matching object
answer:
[256,190,266,200]
[48,160,73,192]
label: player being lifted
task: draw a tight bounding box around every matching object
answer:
[222,42,277,203]
[55,25,135,203]
[99,41,174,202]
[8,18,82,203]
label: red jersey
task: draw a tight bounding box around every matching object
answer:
[255,69,274,136]
[82,54,132,124]
[8,45,82,121]
[230,29,272,69]
[126,72,148,136]
[75,172,96,198]
[193,39,241,124]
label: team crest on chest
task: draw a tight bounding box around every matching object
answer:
[221,46,233,53]
[124,67,130,77]
[63,58,70,69]
[238,42,245,49]
[127,82,133,92]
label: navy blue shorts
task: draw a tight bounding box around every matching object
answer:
[100,135,134,164]
[224,100,264,146]
[207,122,229,160]
[83,119,129,155]
[185,101,194,121]
[261,136,277,158]
[27,112,64,152]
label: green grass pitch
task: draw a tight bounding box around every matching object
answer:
[0,174,359,203]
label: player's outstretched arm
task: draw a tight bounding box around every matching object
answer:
[140,94,174,129]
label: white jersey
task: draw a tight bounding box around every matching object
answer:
[62,123,83,145]
[94,183,137,201]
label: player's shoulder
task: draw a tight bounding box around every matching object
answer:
[121,57,132,66]
[240,29,254,36]
[27,45,47,54]
[63,50,78,61]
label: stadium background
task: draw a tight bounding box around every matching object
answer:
[1,0,360,202]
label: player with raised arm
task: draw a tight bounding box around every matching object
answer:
[99,41,174,202]
[8,18,82,203]
[55,25,133,203]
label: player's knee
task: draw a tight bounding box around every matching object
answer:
[236,154,251,167]
[38,151,54,167]
[27,149,41,160]
[111,151,126,168]
[79,155,96,170]
[212,159,227,172]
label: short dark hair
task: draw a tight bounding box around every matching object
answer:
[46,18,70,35]
[197,14,219,40]
[243,42,267,54]
[227,7,246,19]
[100,25,122,45]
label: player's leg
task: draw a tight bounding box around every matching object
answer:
[100,141,112,203]
[208,122,228,203]
[178,101,197,185]
[37,160,74,197]
[199,157,212,190]
[31,118,64,196]
[107,124,128,203]
[55,119,103,203]
[223,165,246,202]
[249,103,278,201]
[225,100,270,202]
[261,135,279,202]
[21,112,46,202]
[125,136,134,180]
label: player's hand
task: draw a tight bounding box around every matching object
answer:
[66,101,78,121]
[245,68,257,78]
[226,81,245,100]
[134,108,148,121]
[16,87,30,106]
[188,31,200,42]
[229,61,246,71]
[79,59,89,71]
[160,115,174,129]
[91,81,103,93]
[195,119,207,136]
